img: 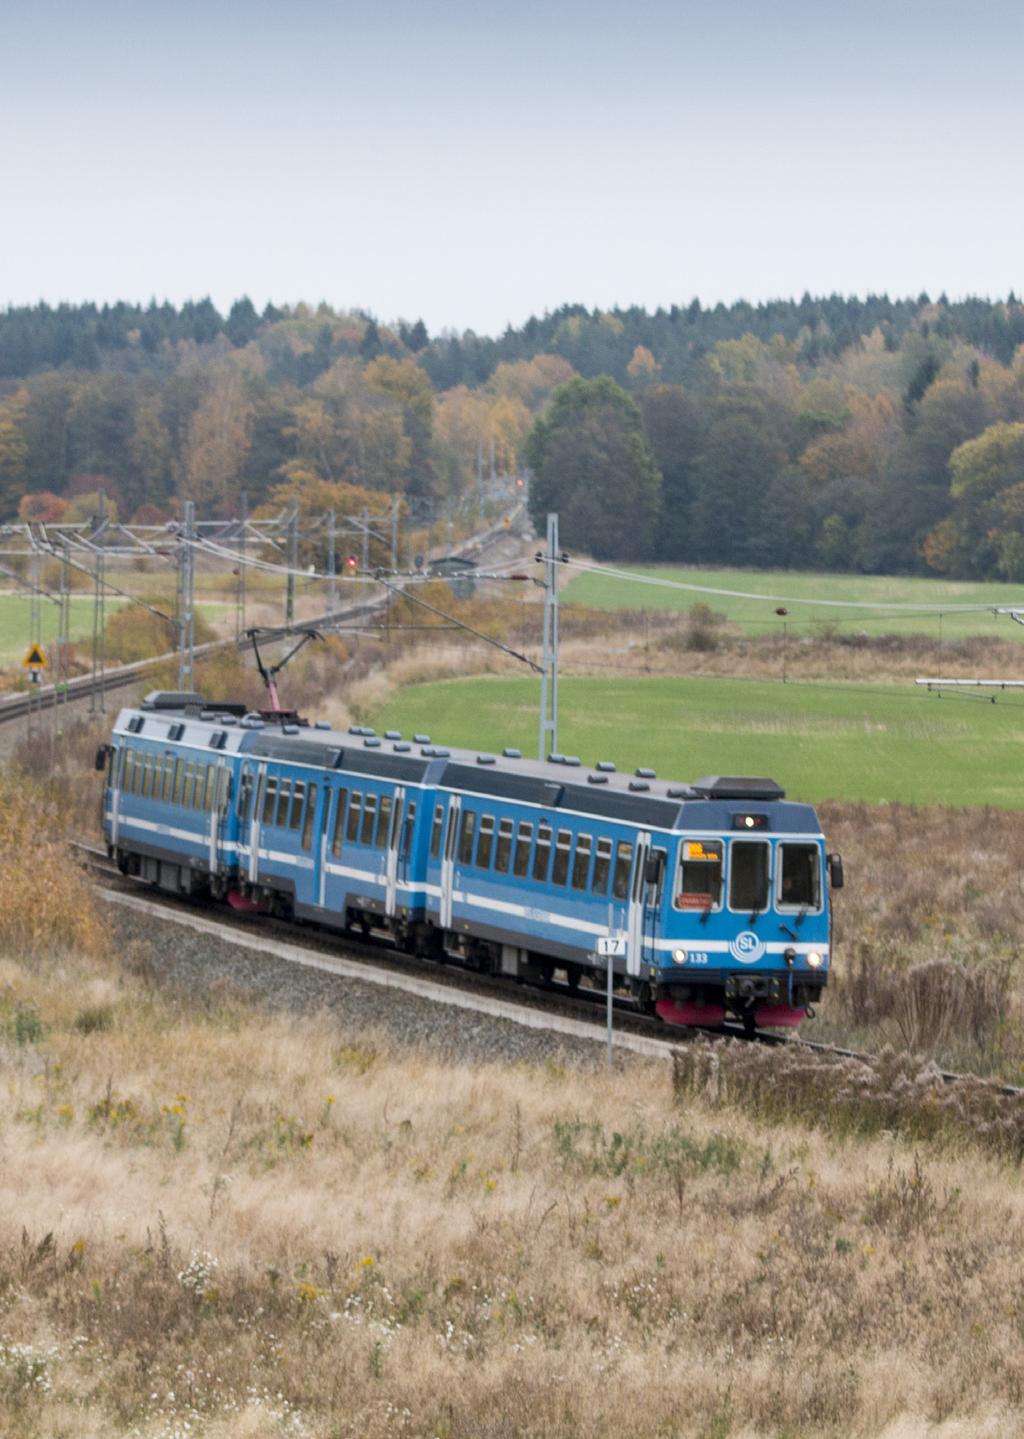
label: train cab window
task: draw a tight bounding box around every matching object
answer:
[401,802,416,858]
[302,785,318,849]
[476,815,495,869]
[646,848,667,905]
[611,841,633,901]
[430,804,444,859]
[494,818,514,873]
[289,781,306,830]
[361,795,378,846]
[551,829,572,886]
[676,840,723,910]
[237,771,252,820]
[458,809,477,864]
[376,795,392,848]
[513,821,533,877]
[331,789,348,857]
[592,837,613,895]
[572,834,593,890]
[777,843,821,911]
[533,822,553,882]
[730,841,770,913]
[347,793,363,843]
[262,776,278,825]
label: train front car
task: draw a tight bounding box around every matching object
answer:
[654,776,839,1032]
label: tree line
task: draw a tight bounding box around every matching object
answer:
[3,294,1024,578]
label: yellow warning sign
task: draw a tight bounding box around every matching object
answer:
[22,643,47,669]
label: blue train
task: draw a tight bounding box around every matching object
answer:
[99,691,842,1030]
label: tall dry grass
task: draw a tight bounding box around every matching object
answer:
[5,923,1024,1438]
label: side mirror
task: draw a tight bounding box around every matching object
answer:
[645,854,663,885]
[94,744,109,773]
[828,852,844,890]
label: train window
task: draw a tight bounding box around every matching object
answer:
[476,815,495,869]
[270,778,287,827]
[730,841,770,913]
[262,776,278,825]
[401,801,416,858]
[237,771,251,820]
[332,789,348,856]
[458,810,477,864]
[494,817,514,873]
[172,759,184,806]
[162,757,174,803]
[777,843,821,910]
[513,821,533,877]
[533,822,552,882]
[139,755,152,799]
[220,770,232,811]
[122,750,134,794]
[289,782,306,830]
[302,784,318,849]
[647,848,666,905]
[347,793,363,843]
[592,837,613,894]
[180,762,193,807]
[361,795,378,846]
[199,765,212,810]
[611,841,633,900]
[551,829,572,886]
[376,794,392,848]
[430,804,444,859]
[676,840,723,910]
[572,834,593,890]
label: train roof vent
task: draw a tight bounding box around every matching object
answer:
[282,724,300,735]
[142,690,204,711]
[629,780,650,792]
[414,733,431,744]
[596,760,616,772]
[547,753,565,764]
[691,775,786,801]
[635,767,656,779]
[315,720,331,730]
[241,715,265,728]
[364,737,382,748]
[666,785,697,799]
[393,741,411,753]
[220,716,238,726]
[587,773,609,785]
[564,755,581,767]
[433,747,450,757]
[502,747,522,759]
[385,730,402,740]
[476,754,496,765]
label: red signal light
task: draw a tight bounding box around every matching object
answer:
[345,555,358,572]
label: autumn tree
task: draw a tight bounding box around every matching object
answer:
[181,365,253,514]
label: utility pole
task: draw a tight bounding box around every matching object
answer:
[285,503,298,627]
[90,490,106,715]
[26,546,42,744]
[177,499,195,691]
[327,509,337,614]
[235,491,248,641]
[538,512,559,760]
[390,495,400,572]
[53,541,71,761]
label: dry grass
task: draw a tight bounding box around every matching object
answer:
[6,936,1024,1438]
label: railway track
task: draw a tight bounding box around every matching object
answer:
[70,840,1024,1096]
[0,508,529,727]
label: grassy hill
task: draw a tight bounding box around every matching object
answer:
[563,563,1024,642]
[371,673,1024,809]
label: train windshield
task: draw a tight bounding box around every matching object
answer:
[776,843,821,911]
[675,839,723,911]
[730,841,770,913]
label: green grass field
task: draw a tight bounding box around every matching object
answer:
[563,563,1024,642]
[371,674,1024,808]
[0,595,239,668]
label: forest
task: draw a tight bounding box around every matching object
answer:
[3,292,1024,578]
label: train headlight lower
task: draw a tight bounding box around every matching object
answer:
[672,947,687,965]
[806,951,823,969]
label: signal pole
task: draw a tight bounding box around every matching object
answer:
[538,512,559,760]
[177,499,195,691]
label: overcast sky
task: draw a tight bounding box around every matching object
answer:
[1,0,1021,336]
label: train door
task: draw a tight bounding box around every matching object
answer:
[317,785,333,909]
[208,759,227,873]
[385,786,406,919]
[238,760,264,884]
[440,795,461,930]
[627,830,653,977]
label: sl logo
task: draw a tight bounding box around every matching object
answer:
[730,931,765,963]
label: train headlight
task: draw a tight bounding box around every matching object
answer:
[806,951,823,969]
[672,948,687,965]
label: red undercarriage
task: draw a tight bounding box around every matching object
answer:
[655,998,805,1029]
